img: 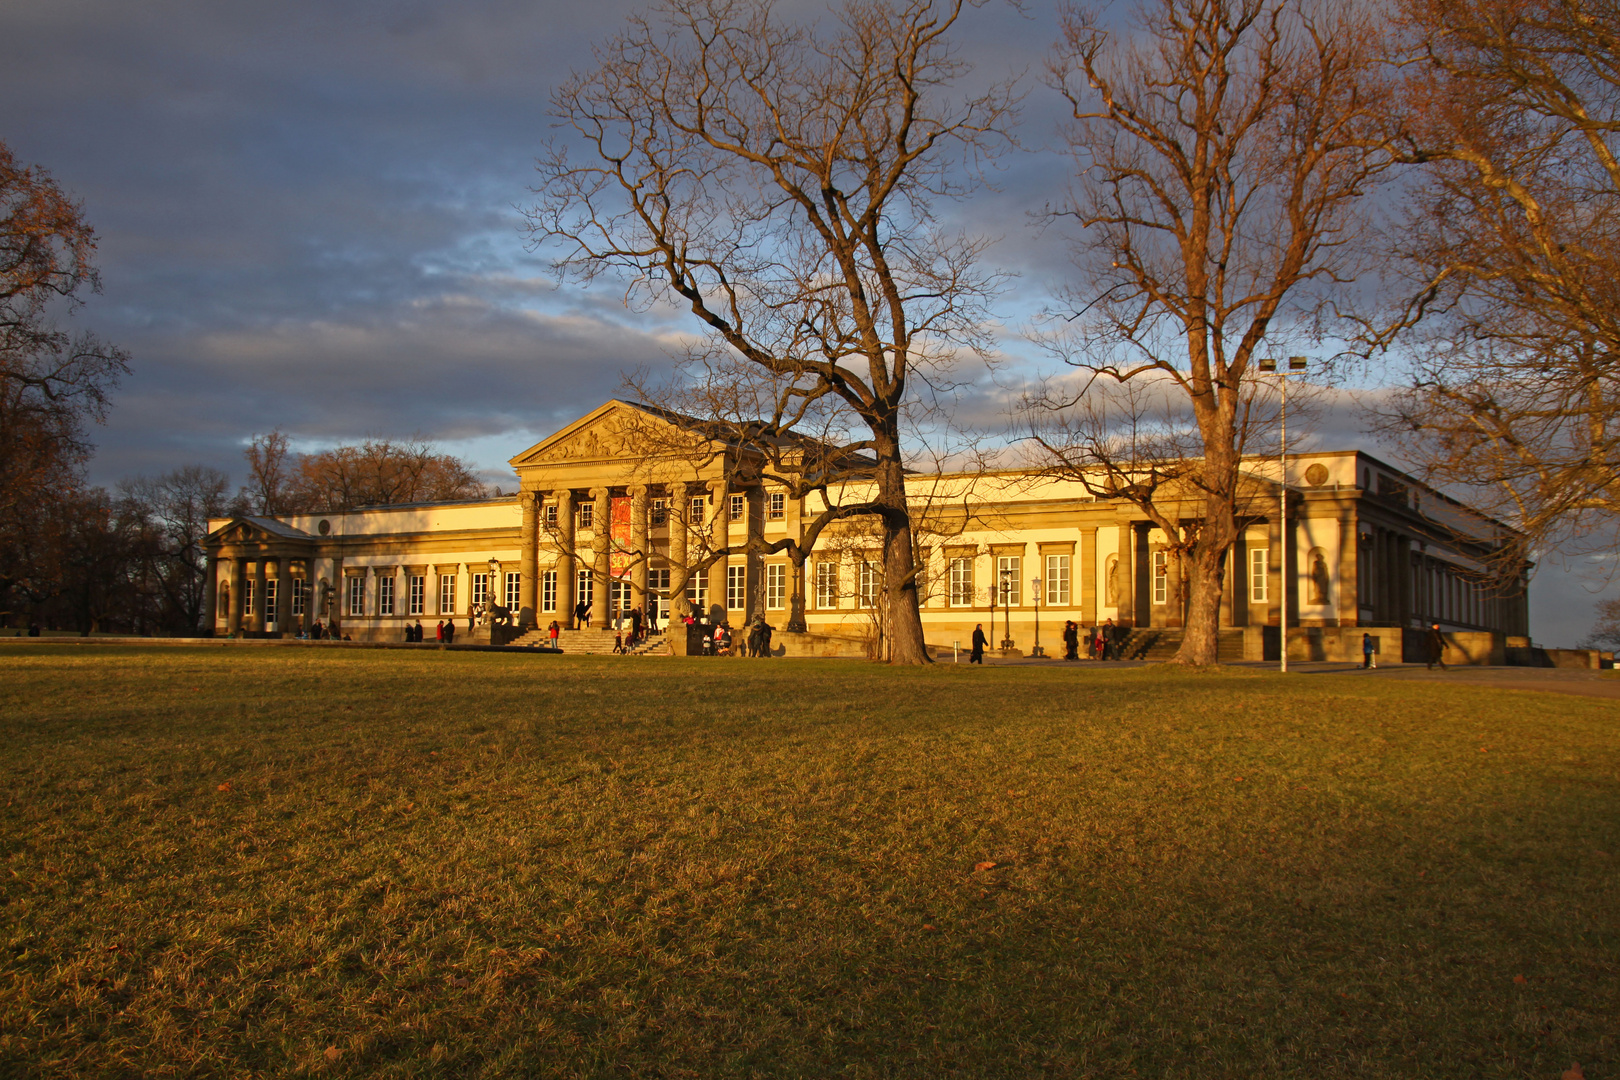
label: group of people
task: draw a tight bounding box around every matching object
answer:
[677,613,774,657]
[968,618,1132,664]
[299,621,348,641]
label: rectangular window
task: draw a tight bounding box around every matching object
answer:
[409,574,425,616]
[541,570,557,613]
[729,493,745,521]
[291,579,306,617]
[768,492,785,520]
[652,498,667,526]
[766,563,786,610]
[347,575,365,617]
[579,502,594,529]
[265,579,278,621]
[949,556,974,606]
[471,572,489,607]
[244,578,256,616]
[439,574,457,616]
[996,556,1021,606]
[1152,551,1168,605]
[685,573,706,609]
[378,574,394,616]
[690,495,706,525]
[576,569,594,609]
[505,571,521,610]
[815,561,839,608]
[858,561,878,608]
[1045,554,1071,606]
[544,504,557,526]
[1250,547,1269,603]
[727,564,747,610]
[650,568,670,596]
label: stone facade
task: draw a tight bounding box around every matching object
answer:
[204,400,1530,646]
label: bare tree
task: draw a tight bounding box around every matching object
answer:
[529,0,1016,664]
[121,465,239,631]
[1371,0,1620,571]
[241,430,293,516]
[1582,596,1620,649]
[1034,0,1400,664]
[240,433,488,514]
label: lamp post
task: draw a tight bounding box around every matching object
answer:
[487,556,502,619]
[1257,356,1307,674]
[1030,575,1045,658]
[998,568,1014,650]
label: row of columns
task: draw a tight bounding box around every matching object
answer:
[212,554,311,637]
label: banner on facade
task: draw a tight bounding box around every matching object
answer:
[611,497,632,578]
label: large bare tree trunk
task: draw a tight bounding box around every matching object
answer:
[875,446,930,665]
[1179,540,1230,665]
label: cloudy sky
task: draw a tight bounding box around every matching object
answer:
[4,0,1613,644]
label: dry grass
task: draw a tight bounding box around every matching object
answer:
[1,645,1616,1078]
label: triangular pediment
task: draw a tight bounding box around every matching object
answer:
[508,400,703,468]
[206,517,314,546]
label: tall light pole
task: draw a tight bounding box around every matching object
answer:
[1030,575,1045,658]
[1257,356,1307,673]
[998,568,1014,650]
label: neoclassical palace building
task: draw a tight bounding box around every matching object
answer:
[204,400,1529,655]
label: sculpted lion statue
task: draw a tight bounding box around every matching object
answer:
[475,600,514,629]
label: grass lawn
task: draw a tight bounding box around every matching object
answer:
[1,646,1616,1079]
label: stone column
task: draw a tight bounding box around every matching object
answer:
[253,558,268,634]
[1337,516,1358,627]
[228,557,245,637]
[630,484,649,614]
[553,491,576,627]
[275,557,292,637]
[300,560,314,634]
[519,491,539,629]
[591,486,611,629]
[1115,520,1135,628]
[668,482,691,620]
[202,554,218,636]
[708,485,729,622]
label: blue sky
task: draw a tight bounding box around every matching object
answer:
[4,0,1613,645]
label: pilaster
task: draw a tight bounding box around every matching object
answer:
[519,491,539,628]
[590,486,611,629]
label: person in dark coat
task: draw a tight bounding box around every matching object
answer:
[1101,618,1117,660]
[1361,631,1376,669]
[1426,622,1448,670]
[970,623,987,664]
[629,606,643,644]
[573,600,590,628]
[443,620,455,644]
[1063,620,1079,661]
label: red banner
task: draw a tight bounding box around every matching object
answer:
[610,497,632,578]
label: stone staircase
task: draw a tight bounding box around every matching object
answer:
[1115,628,1247,662]
[505,627,667,656]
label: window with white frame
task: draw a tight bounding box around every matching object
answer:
[409,574,425,616]
[265,579,279,621]
[1152,551,1168,605]
[765,563,786,609]
[767,492,785,520]
[291,579,306,617]
[544,503,557,526]
[858,561,878,608]
[505,571,521,610]
[576,569,593,609]
[949,556,973,606]
[650,568,670,597]
[815,561,838,608]
[727,564,747,609]
[996,556,1021,605]
[685,573,706,609]
[729,493,745,521]
[439,574,456,615]
[244,579,256,616]
[690,495,706,525]
[1045,554,1071,606]
[652,498,667,526]
[541,570,557,612]
[1250,547,1269,603]
[347,575,365,617]
[579,502,594,529]
[378,574,395,616]
[471,572,489,607]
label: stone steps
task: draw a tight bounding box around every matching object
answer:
[1115,628,1246,662]
[508,628,666,655]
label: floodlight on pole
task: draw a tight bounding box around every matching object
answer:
[1256,356,1308,673]
[1030,576,1044,658]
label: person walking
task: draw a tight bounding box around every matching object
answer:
[1426,622,1448,670]
[1101,618,1117,661]
[1063,620,1079,661]
[629,605,643,644]
[443,620,454,644]
[970,623,987,664]
[1361,631,1377,669]
[573,599,590,628]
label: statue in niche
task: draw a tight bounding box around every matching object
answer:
[1105,554,1123,607]
[218,582,230,618]
[1309,548,1332,605]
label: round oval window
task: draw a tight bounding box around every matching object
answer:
[318,519,331,535]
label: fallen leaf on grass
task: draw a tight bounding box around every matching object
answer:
[1562,1065,1583,1080]
[922,924,937,931]
[216,782,231,793]
[323,1046,341,1062]
[447,975,471,989]
[974,861,997,872]
[1513,974,1528,984]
